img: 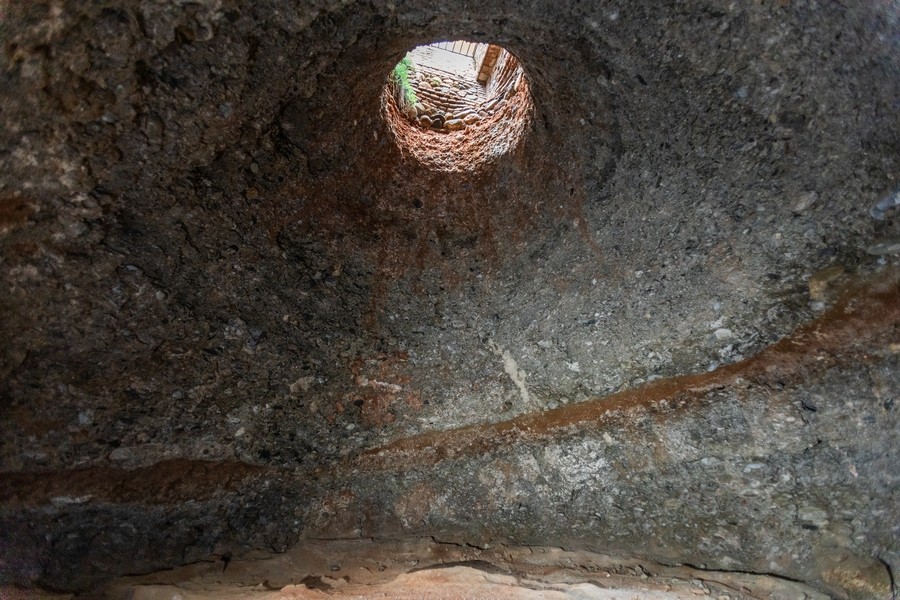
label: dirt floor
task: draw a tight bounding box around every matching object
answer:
[2,538,831,600]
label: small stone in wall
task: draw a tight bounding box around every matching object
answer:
[290,376,315,394]
[463,113,481,125]
[418,115,433,128]
[430,114,445,129]
[445,118,466,131]
[791,191,818,213]
[808,264,848,301]
[866,237,900,256]
[713,328,733,340]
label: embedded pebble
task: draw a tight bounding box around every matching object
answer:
[714,328,733,340]
[866,239,900,256]
[791,191,818,213]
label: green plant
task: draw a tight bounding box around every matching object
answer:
[392,54,418,107]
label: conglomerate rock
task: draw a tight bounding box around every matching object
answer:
[0,1,897,598]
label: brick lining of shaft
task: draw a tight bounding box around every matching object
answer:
[385,42,533,172]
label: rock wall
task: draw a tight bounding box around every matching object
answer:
[0,0,897,597]
[485,48,521,99]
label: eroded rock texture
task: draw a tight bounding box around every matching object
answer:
[0,1,897,598]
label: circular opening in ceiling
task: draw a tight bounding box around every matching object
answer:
[383,41,533,173]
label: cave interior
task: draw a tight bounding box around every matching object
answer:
[0,1,898,599]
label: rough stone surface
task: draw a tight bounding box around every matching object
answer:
[0,0,897,598]
[8,538,834,600]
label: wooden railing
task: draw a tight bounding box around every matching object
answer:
[433,40,482,57]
